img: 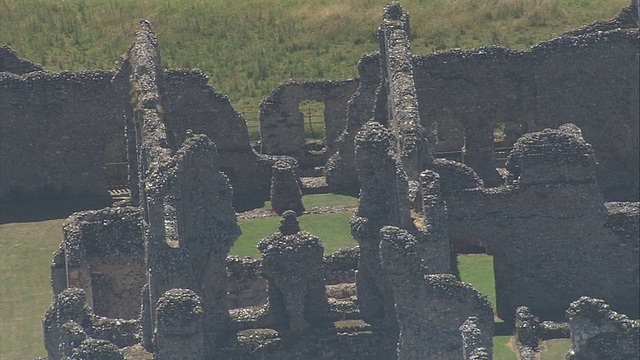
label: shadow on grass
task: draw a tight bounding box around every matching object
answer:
[0,197,114,223]
[495,320,515,336]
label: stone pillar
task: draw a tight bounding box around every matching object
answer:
[155,289,205,360]
[258,211,330,333]
[326,53,381,195]
[515,306,539,360]
[380,226,494,359]
[417,169,451,274]
[378,2,433,180]
[460,317,491,360]
[351,121,410,327]
[378,226,426,359]
[270,159,304,215]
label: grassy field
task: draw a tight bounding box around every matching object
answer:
[233,212,357,258]
[0,219,65,360]
[0,0,627,132]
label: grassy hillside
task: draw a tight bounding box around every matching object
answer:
[0,0,627,124]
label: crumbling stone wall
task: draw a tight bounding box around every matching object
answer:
[460,317,492,360]
[258,211,331,333]
[126,20,241,355]
[0,69,127,201]
[327,6,638,197]
[566,296,639,360]
[43,288,137,360]
[226,247,358,309]
[515,306,539,360]
[413,24,639,196]
[54,206,145,320]
[351,121,411,328]
[326,53,381,194]
[1,48,272,208]
[161,69,272,205]
[37,4,639,359]
[269,159,305,215]
[259,79,358,165]
[155,289,205,360]
[378,2,433,180]
[379,226,493,359]
[444,125,639,321]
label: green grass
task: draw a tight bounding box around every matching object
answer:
[458,253,497,313]
[493,335,518,360]
[0,0,626,135]
[300,193,358,208]
[0,219,65,360]
[540,338,572,359]
[232,212,357,258]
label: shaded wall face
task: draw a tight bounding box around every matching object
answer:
[259,80,358,161]
[77,213,145,320]
[88,253,146,319]
[531,36,639,200]
[0,72,126,201]
[161,70,269,202]
[61,208,145,320]
[445,184,639,321]
[413,31,639,199]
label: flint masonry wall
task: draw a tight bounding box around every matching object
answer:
[413,26,639,197]
[127,21,243,356]
[162,69,271,204]
[55,206,145,320]
[443,126,639,321]
[43,288,137,359]
[326,53,381,194]
[0,70,126,201]
[378,2,433,180]
[566,296,640,360]
[380,226,493,359]
[1,54,272,207]
[259,79,358,164]
[325,6,639,197]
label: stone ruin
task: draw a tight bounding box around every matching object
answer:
[0,1,638,359]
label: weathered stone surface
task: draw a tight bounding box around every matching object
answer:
[258,211,331,333]
[34,4,639,359]
[155,289,204,360]
[380,226,494,359]
[566,296,640,360]
[445,125,639,321]
[43,288,135,360]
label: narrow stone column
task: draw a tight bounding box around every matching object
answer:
[258,211,330,333]
[155,289,205,360]
[417,169,451,274]
[270,159,305,215]
[460,317,491,360]
[380,226,494,359]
